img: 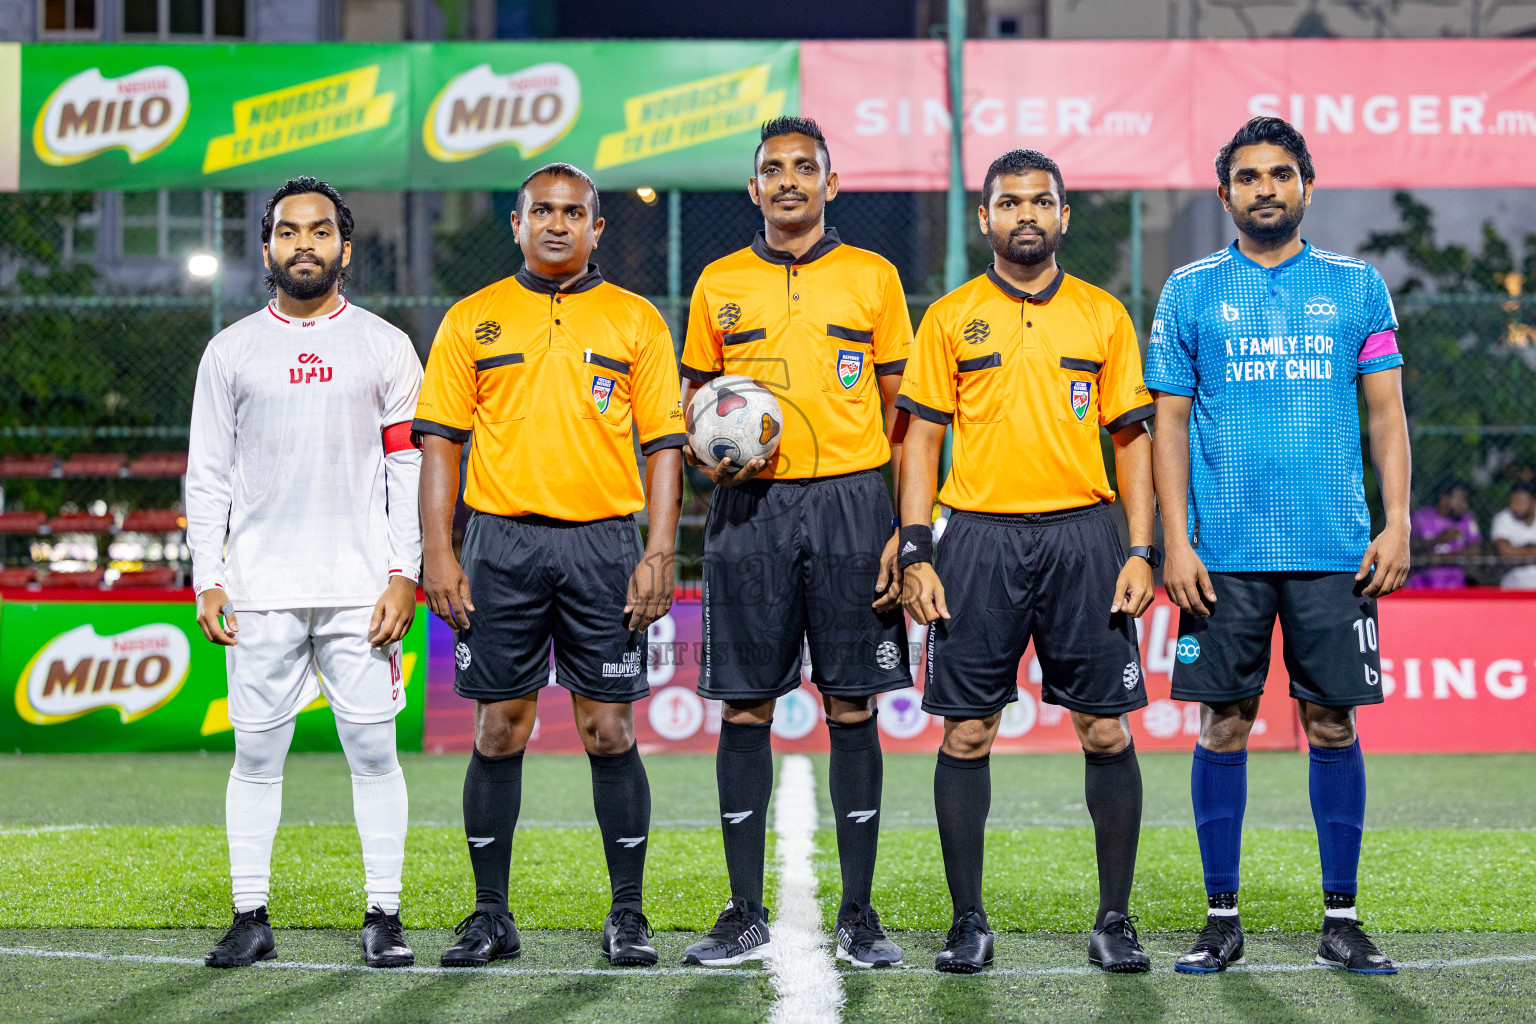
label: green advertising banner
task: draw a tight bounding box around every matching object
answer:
[21,43,411,190]
[15,40,797,191]
[0,599,426,753]
[409,40,797,190]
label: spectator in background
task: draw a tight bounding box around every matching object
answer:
[1491,483,1536,590]
[1409,481,1480,588]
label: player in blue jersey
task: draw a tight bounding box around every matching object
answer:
[1147,117,1411,976]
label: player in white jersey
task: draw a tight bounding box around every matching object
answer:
[186,178,423,969]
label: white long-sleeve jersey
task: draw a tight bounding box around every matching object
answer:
[186,297,424,611]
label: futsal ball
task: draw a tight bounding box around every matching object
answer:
[686,375,783,472]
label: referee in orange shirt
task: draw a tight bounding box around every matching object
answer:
[899,149,1157,974]
[413,164,684,969]
[679,117,912,969]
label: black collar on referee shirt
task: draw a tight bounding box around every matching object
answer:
[750,227,842,266]
[985,263,1065,304]
[514,263,605,295]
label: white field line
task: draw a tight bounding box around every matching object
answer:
[0,824,93,837]
[2,946,1532,979]
[0,947,758,977]
[767,754,843,1024]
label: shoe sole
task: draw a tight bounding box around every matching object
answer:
[934,958,991,975]
[205,948,277,969]
[1315,955,1397,975]
[1090,957,1151,974]
[681,945,772,967]
[604,948,660,967]
[1175,956,1244,974]
[365,954,415,968]
[440,947,521,968]
[835,947,902,969]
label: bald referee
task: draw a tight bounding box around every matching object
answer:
[899,149,1157,974]
[413,163,684,968]
[680,116,912,969]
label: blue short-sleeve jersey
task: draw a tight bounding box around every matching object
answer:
[1144,241,1402,572]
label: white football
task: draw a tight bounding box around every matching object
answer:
[686,375,783,471]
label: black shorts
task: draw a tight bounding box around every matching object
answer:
[454,512,649,704]
[1169,572,1383,708]
[699,469,910,702]
[921,504,1148,719]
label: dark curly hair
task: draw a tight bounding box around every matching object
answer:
[1215,116,1315,187]
[517,162,600,221]
[260,176,353,294]
[981,148,1066,208]
[755,115,831,172]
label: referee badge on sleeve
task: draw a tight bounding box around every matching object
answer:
[1070,379,1091,421]
[591,375,615,414]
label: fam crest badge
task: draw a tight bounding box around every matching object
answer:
[837,349,864,390]
[1070,379,1091,421]
[592,375,615,414]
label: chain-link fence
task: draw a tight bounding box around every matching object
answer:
[2,189,1533,585]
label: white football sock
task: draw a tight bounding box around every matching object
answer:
[338,718,408,914]
[1324,906,1359,920]
[227,771,284,912]
[227,722,294,912]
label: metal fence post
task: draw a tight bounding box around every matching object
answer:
[940,0,967,491]
[1129,189,1143,335]
[667,189,682,339]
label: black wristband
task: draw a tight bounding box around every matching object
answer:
[897,524,934,569]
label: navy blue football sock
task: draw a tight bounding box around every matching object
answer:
[1308,739,1366,898]
[1191,744,1248,897]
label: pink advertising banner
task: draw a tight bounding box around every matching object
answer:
[424,592,1536,756]
[800,39,1536,191]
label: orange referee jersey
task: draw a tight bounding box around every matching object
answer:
[681,229,912,480]
[897,266,1153,514]
[413,264,684,521]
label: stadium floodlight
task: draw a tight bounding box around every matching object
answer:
[187,251,219,279]
[636,187,658,205]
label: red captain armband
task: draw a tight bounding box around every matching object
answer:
[382,422,418,454]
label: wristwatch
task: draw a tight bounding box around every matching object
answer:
[1128,545,1162,568]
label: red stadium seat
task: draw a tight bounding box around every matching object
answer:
[114,567,179,587]
[43,514,115,534]
[40,569,106,588]
[0,511,48,534]
[0,566,37,587]
[128,452,189,477]
[0,454,57,478]
[59,453,128,478]
[121,509,186,533]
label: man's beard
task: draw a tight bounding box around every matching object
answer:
[764,189,821,232]
[1233,200,1305,242]
[990,222,1061,266]
[267,252,342,300]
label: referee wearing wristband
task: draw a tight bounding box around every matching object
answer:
[897,150,1157,975]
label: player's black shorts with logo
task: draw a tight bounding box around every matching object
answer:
[922,503,1148,719]
[1169,572,1383,707]
[700,468,910,702]
[454,511,649,704]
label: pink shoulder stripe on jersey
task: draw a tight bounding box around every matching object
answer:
[1358,330,1398,364]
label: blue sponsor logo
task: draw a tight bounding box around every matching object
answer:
[1176,635,1201,664]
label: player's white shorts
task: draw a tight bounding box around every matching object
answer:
[225,606,405,731]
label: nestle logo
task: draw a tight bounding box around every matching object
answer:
[475,320,501,345]
[964,319,990,345]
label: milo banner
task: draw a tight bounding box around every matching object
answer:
[410,41,797,189]
[22,44,411,190]
[0,597,427,753]
[17,40,796,191]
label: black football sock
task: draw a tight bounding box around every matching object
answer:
[589,743,651,913]
[934,749,990,923]
[1084,742,1143,927]
[827,713,883,914]
[462,747,523,913]
[716,719,773,909]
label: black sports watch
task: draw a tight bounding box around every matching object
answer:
[1127,545,1162,568]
